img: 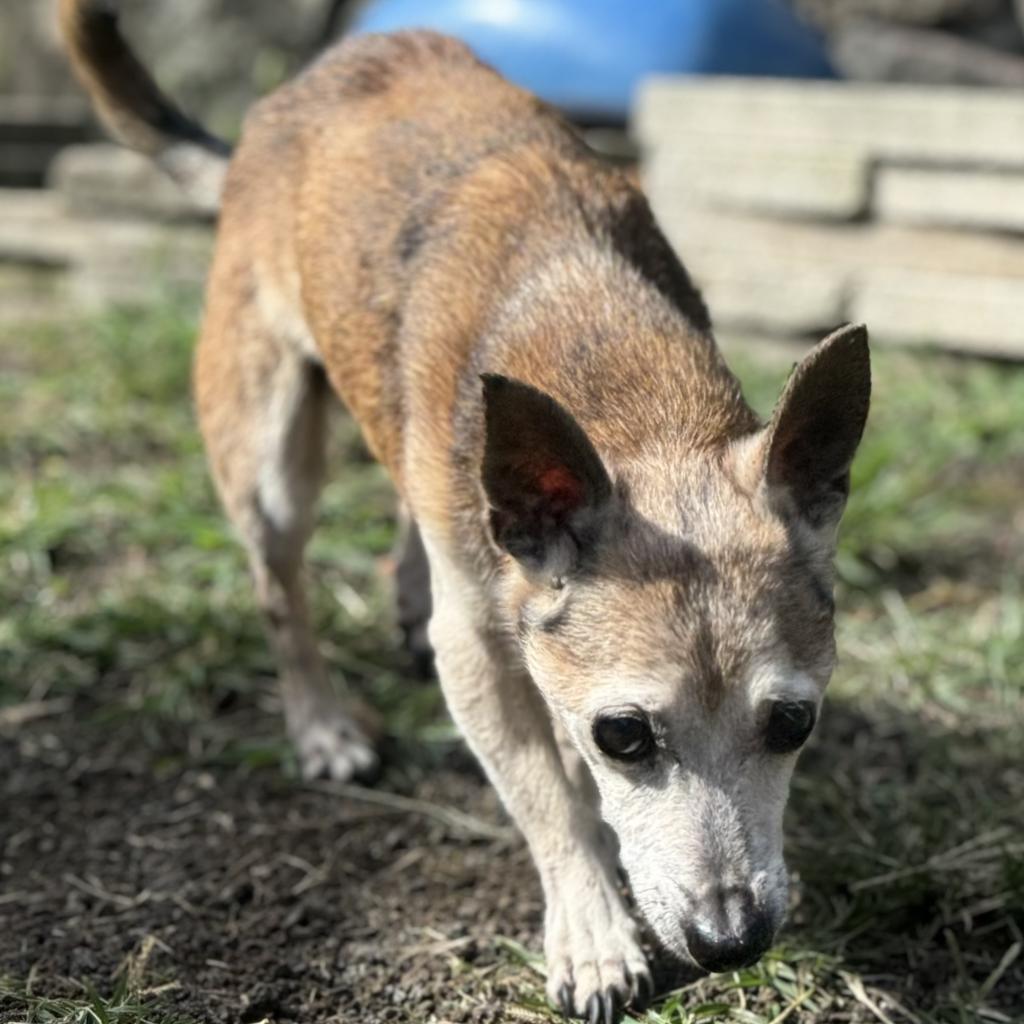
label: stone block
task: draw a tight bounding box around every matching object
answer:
[644,139,868,219]
[636,77,1024,167]
[875,166,1024,232]
[48,144,213,222]
[0,97,93,186]
[699,268,847,335]
[0,186,212,308]
[646,202,1024,353]
[0,97,90,141]
[832,19,1024,88]
[0,188,75,264]
[67,220,214,308]
[852,270,1024,357]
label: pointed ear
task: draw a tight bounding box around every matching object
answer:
[481,374,612,573]
[763,323,871,531]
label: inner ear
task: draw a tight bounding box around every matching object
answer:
[481,374,612,572]
[764,323,871,530]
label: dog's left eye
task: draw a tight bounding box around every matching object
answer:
[765,700,817,754]
[593,713,655,761]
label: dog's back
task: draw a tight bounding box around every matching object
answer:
[209,31,575,480]
[215,31,736,505]
[60,6,741,520]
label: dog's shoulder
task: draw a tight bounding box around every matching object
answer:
[249,29,494,127]
[300,30,485,100]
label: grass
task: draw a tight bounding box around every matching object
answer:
[2,936,197,1024]
[0,304,439,761]
[1,301,1022,1024]
[0,977,196,1024]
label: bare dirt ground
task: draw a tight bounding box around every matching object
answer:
[3,711,544,1024]
[4,679,1021,1024]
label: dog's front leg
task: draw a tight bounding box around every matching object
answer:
[427,555,651,1022]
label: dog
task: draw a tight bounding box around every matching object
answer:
[60,4,871,1020]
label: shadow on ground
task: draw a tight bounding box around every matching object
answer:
[1,696,539,1024]
[2,673,1021,1023]
[788,696,1023,1020]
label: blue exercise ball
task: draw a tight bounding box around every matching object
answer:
[351,0,835,122]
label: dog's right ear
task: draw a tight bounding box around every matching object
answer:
[481,375,612,575]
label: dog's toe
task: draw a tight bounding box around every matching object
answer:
[544,890,650,1022]
[584,986,623,1024]
[577,983,628,1024]
[603,986,623,1024]
[557,982,575,1016]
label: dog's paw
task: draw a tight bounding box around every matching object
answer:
[544,873,653,1023]
[293,715,378,782]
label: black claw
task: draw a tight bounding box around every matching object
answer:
[587,992,602,1024]
[557,982,575,1016]
[601,986,621,1024]
[631,972,654,1011]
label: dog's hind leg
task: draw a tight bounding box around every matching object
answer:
[194,298,378,782]
[393,507,434,678]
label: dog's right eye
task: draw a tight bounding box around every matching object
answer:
[765,700,816,754]
[593,713,655,761]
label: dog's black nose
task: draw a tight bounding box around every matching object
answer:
[684,888,773,974]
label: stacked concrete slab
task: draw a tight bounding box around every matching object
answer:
[636,78,1024,357]
[0,144,212,321]
[0,97,92,187]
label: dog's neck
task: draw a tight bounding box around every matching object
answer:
[479,238,759,462]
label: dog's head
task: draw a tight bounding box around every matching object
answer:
[481,324,870,972]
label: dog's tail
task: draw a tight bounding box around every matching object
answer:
[58,0,231,212]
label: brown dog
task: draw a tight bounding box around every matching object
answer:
[61,4,871,1020]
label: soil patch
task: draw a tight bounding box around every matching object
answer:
[1,709,545,1023]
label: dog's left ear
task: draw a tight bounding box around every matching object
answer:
[481,374,612,574]
[762,323,871,533]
